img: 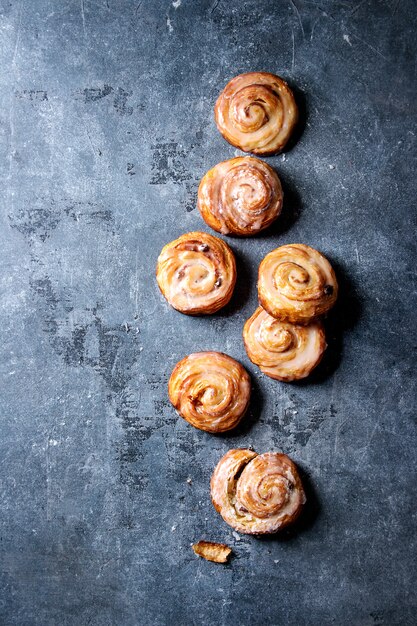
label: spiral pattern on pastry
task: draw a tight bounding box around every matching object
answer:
[168,352,251,433]
[214,72,298,155]
[258,244,338,323]
[211,449,305,534]
[197,157,283,236]
[243,307,326,381]
[156,232,236,315]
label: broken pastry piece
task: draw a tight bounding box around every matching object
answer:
[214,72,298,155]
[211,449,305,535]
[258,244,338,323]
[198,156,283,236]
[156,231,236,315]
[168,352,251,433]
[192,541,232,563]
[243,306,326,381]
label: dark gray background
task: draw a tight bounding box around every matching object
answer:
[1,0,416,624]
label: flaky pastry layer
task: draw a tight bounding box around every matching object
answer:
[211,449,305,534]
[243,306,326,381]
[192,541,232,563]
[168,352,251,433]
[156,231,236,315]
[258,243,338,323]
[198,157,283,236]
[214,72,298,155]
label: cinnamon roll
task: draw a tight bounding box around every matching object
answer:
[197,157,283,236]
[258,244,338,323]
[168,352,251,433]
[211,449,305,534]
[243,307,326,381]
[214,72,298,155]
[156,232,236,315]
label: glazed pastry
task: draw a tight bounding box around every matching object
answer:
[214,72,298,155]
[211,449,305,535]
[192,541,232,563]
[258,244,338,323]
[198,157,283,236]
[156,232,236,315]
[168,352,251,433]
[243,306,326,381]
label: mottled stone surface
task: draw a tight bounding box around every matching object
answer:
[1,1,416,624]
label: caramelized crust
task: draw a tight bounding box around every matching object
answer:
[258,244,338,323]
[192,541,232,563]
[198,157,283,236]
[214,72,298,155]
[168,352,251,433]
[211,449,305,534]
[156,231,236,315]
[243,306,326,381]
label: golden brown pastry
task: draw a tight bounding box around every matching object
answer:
[243,306,326,381]
[156,232,236,315]
[258,244,338,323]
[197,157,283,236]
[211,449,305,535]
[192,541,232,563]
[214,72,298,155]
[168,352,251,433]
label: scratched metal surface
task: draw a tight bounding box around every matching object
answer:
[1,0,416,624]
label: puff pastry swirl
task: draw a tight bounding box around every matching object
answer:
[168,352,251,433]
[258,244,338,323]
[214,72,298,155]
[211,449,305,534]
[197,157,283,236]
[243,306,326,381]
[156,232,236,315]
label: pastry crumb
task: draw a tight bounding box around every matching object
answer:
[192,541,232,563]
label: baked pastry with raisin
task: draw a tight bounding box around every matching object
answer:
[168,352,251,433]
[214,72,298,155]
[258,244,338,323]
[156,232,236,315]
[198,157,283,236]
[211,449,305,534]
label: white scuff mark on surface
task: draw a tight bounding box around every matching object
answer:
[355,242,360,264]
[291,29,295,71]
[172,0,181,7]
[12,2,23,68]
[81,0,87,40]
[343,34,352,46]
[167,16,174,32]
[289,0,305,39]
[348,31,389,61]
[310,16,320,42]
